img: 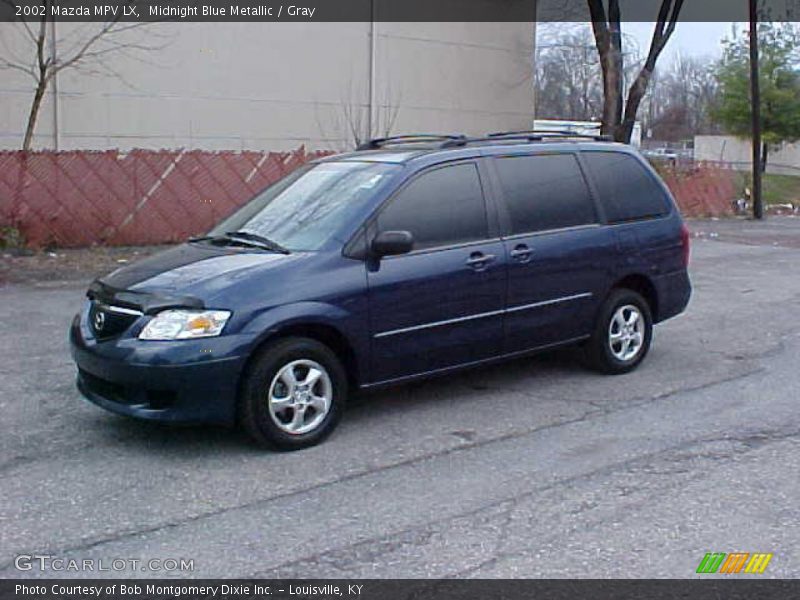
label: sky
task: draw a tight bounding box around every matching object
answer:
[538,21,742,64]
[624,21,741,61]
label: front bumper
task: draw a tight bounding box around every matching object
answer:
[69,307,253,425]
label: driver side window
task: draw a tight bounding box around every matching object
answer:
[377,163,489,251]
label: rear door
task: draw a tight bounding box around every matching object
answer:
[366,161,507,384]
[489,152,616,352]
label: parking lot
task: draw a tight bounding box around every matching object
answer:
[1,217,799,579]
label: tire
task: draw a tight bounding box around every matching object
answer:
[239,337,348,450]
[584,289,653,375]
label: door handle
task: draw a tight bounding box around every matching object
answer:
[510,244,533,263]
[466,252,496,271]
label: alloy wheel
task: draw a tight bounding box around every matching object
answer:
[608,304,645,362]
[267,359,333,435]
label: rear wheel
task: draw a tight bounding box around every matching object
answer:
[240,337,347,450]
[584,289,653,375]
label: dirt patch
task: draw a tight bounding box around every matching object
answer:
[687,216,800,249]
[0,245,172,286]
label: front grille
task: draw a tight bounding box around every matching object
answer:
[89,301,140,340]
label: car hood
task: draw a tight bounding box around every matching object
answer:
[93,243,306,310]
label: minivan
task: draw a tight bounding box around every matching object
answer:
[70,132,692,450]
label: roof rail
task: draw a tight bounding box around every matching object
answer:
[487,130,614,142]
[355,131,616,152]
[356,134,467,151]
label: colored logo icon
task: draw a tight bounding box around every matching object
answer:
[696,552,773,574]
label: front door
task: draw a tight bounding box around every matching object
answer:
[366,162,507,384]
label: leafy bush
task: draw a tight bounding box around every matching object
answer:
[0,225,26,249]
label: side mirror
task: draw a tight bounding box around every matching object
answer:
[371,231,414,257]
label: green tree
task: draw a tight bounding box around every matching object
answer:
[714,23,800,171]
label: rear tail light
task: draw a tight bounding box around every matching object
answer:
[680,223,691,267]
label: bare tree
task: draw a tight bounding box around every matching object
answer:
[535,25,604,120]
[535,23,644,123]
[647,54,720,141]
[316,80,401,150]
[0,0,165,150]
[587,0,685,143]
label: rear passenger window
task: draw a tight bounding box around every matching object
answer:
[494,154,597,235]
[378,163,488,250]
[582,152,671,223]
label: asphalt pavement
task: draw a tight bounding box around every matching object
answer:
[1,218,799,579]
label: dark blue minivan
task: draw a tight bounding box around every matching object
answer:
[70,133,692,450]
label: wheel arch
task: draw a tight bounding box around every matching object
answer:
[610,274,659,321]
[238,321,361,401]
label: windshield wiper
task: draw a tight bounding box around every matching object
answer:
[224,231,291,254]
[188,232,291,254]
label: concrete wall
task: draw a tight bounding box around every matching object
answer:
[695,135,800,177]
[0,21,535,151]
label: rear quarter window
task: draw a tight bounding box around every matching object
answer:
[581,152,672,224]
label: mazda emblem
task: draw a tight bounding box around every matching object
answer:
[94,311,106,331]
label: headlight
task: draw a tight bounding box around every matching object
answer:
[139,309,231,341]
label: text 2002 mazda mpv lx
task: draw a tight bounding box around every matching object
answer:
[70,132,692,450]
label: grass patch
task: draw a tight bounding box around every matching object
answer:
[763,173,800,205]
[733,171,800,206]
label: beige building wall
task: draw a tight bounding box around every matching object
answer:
[0,21,535,151]
[695,135,800,176]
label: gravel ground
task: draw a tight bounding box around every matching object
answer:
[0,245,168,285]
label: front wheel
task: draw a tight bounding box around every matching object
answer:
[239,337,347,450]
[584,289,653,375]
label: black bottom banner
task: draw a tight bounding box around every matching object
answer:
[2,580,799,600]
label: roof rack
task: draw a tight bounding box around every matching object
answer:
[487,129,614,142]
[354,131,614,152]
[437,132,615,149]
[356,134,467,151]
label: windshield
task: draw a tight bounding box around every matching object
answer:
[209,161,399,251]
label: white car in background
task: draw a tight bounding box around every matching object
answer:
[644,148,680,162]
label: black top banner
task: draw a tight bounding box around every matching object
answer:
[1,0,800,23]
[2,580,800,600]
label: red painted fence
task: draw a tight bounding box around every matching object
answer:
[0,149,738,249]
[0,148,331,248]
[656,161,739,218]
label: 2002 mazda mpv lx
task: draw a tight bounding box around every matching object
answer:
[70,132,692,450]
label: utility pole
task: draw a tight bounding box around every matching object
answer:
[749,0,764,219]
[367,0,377,143]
